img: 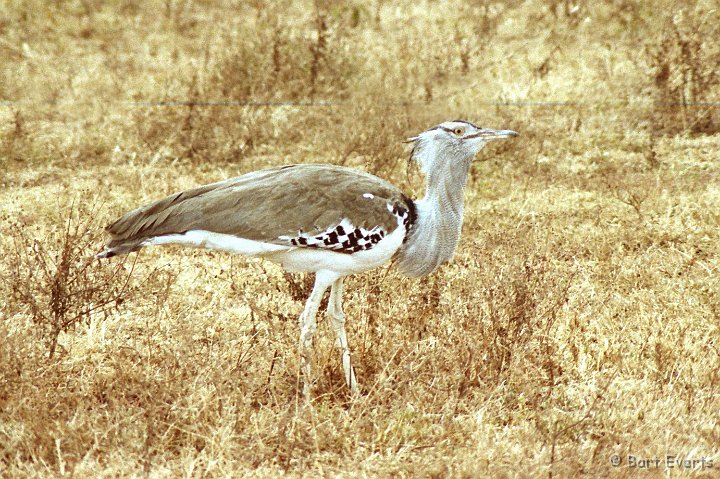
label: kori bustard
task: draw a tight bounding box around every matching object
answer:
[97,120,517,399]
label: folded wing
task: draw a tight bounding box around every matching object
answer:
[100,164,415,257]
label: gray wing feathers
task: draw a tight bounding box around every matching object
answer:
[102,165,409,255]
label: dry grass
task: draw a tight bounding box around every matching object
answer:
[1,1,719,477]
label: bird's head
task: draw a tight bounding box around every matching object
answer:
[405,120,518,175]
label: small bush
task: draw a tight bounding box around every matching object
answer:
[647,8,720,134]
[469,234,574,391]
[2,200,146,358]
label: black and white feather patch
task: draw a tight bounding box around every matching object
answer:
[278,208,409,254]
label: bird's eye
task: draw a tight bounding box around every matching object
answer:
[453,127,465,136]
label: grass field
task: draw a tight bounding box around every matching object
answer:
[1,1,719,477]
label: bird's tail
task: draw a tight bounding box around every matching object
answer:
[95,249,116,259]
[95,239,145,259]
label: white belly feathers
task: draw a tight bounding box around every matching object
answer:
[144,220,407,276]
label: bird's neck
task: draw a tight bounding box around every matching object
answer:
[396,157,473,277]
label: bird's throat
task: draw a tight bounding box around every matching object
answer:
[395,158,472,277]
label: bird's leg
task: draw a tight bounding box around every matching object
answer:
[327,278,359,395]
[298,272,334,402]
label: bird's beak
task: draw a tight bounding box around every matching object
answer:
[467,129,518,140]
[403,136,418,144]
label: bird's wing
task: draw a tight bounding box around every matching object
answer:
[102,164,415,255]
